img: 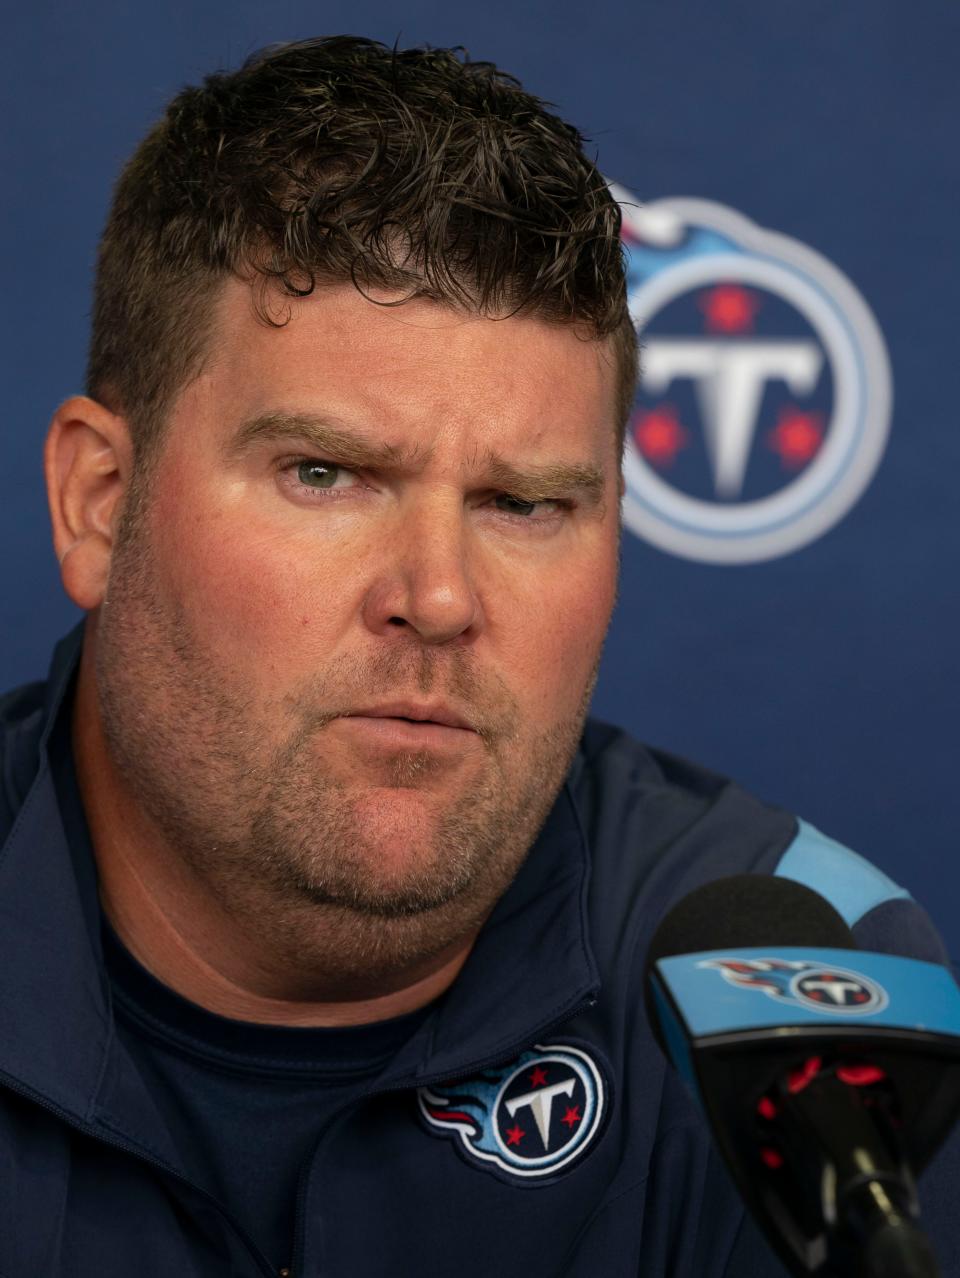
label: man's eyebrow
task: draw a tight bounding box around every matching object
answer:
[226,412,411,468]
[484,455,607,505]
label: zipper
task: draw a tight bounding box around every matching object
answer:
[289,992,599,1275]
[0,1071,280,1278]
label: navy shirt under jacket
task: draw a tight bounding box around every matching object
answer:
[0,627,957,1277]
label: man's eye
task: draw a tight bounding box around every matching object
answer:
[495,494,540,517]
[296,461,348,490]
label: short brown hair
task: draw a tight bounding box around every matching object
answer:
[87,36,637,463]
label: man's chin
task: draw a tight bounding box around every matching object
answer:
[279,788,482,917]
[350,782,462,834]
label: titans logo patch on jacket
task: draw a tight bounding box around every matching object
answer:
[417,1043,608,1183]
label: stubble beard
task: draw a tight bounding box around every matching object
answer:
[93,500,600,982]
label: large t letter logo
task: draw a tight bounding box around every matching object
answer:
[505,1080,576,1151]
[643,339,823,498]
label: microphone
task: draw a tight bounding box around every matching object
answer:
[644,875,960,1278]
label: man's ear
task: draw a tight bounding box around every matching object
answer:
[45,396,135,610]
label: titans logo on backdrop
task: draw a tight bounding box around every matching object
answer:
[612,187,892,564]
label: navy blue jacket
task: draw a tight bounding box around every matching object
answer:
[1,629,957,1277]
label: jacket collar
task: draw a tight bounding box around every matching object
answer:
[0,627,110,1120]
[0,628,599,1125]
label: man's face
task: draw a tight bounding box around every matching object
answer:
[96,282,621,973]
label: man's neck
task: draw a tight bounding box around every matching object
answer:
[100,864,471,1026]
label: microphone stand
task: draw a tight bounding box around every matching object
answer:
[773,1070,939,1278]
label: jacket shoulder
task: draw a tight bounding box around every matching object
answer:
[572,720,947,969]
[574,719,799,890]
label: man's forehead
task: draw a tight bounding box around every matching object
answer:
[213,275,612,359]
[185,278,621,454]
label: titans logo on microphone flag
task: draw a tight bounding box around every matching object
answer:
[417,1043,607,1182]
[700,957,889,1016]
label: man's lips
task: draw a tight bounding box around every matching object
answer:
[333,703,480,752]
[343,703,476,732]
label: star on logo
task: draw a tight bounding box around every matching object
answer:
[529,1066,549,1088]
[767,408,823,468]
[561,1105,582,1129]
[505,1124,526,1147]
[632,405,688,467]
[698,284,761,333]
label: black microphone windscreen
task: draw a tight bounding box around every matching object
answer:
[646,874,854,975]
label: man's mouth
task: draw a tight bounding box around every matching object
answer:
[335,702,480,752]
[345,702,476,730]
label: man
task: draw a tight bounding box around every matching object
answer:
[1,35,956,1277]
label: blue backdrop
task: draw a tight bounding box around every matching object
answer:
[3,2,958,947]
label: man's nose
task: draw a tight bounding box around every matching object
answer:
[361,494,482,645]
